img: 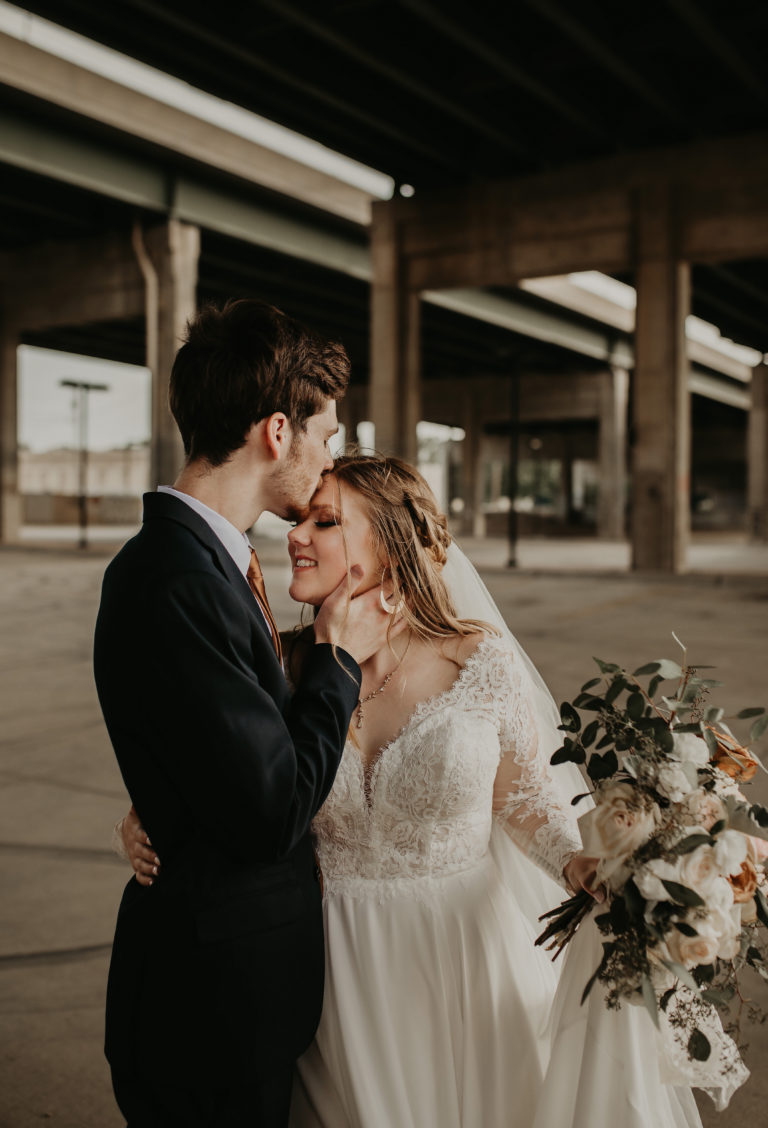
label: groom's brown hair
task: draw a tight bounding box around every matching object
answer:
[170,298,350,466]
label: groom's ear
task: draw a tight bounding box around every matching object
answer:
[262,412,292,461]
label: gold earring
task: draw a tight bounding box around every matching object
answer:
[379,572,404,615]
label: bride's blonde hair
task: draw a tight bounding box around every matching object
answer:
[331,453,494,643]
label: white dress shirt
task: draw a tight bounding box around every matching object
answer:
[157,486,252,576]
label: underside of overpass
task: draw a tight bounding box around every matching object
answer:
[1,1,767,569]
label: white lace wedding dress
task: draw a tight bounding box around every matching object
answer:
[289,635,704,1128]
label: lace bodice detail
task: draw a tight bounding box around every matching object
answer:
[313,636,582,899]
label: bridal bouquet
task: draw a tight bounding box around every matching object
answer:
[537,639,768,1085]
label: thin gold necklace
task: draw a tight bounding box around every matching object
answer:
[355,635,412,729]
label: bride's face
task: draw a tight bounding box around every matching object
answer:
[287,475,381,607]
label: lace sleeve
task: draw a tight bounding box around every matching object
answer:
[489,642,583,885]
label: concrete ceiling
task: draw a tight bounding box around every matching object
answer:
[3,1,768,371]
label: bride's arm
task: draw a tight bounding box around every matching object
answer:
[490,647,600,895]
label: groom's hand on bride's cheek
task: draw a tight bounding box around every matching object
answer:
[314,565,407,666]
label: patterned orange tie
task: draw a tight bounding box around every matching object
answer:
[247,548,283,664]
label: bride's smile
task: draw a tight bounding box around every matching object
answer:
[287,475,381,607]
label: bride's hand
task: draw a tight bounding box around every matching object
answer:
[563,854,605,903]
[120,805,160,887]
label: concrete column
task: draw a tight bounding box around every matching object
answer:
[460,387,481,537]
[597,366,629,539]
[748,363,768,542]
[0,316,21,543]
[369,202,420,462]
[145,221,200,487]
[631,187,691,572]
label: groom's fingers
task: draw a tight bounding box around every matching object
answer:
[314,567,407,663]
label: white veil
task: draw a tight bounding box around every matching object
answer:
[442,541,588,815]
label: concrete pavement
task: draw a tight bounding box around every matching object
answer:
[0,536,767,1126]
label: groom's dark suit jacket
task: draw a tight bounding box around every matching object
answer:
[94,491,360,1085]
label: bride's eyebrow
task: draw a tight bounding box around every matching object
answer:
[310,504,340,521]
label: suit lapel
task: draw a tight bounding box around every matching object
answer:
[142,492,281,660]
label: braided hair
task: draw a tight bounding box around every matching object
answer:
[331,453,493,642]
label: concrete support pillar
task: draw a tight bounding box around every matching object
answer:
[369,203,420,462]
[336,385,367,452]
[0,316,21,543]
[144,221,200,487]
[459,386,481,537]
[631,188,691,572]
[748,363,768,542]
[597,366,629,539]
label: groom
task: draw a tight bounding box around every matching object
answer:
[94,299,391,1126]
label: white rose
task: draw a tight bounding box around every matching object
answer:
[656,763,694,803]
[706,875,736,914]
[678,844,722,898]
[634,856,684,903]
[671,732,710,766]
[579,784,659,883]
[713,830,748,877]
[665,918,721,968]
[682,790,725,831]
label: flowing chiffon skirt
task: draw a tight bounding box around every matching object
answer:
[290,828,704,1128]
[533,919,702,1128]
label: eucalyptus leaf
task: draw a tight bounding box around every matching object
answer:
[648,674,663,700]
[634,659,682,680]
[594,657,621,674]
[551,740,587,766]
[623,878,645,920]
[702,986,735,1006]
[660,958,701,993]
[660,986,676,1012]
[720,797,768,842]
[756,887,768,930]
[587,750,619,782]
[751,714,768,742]
[705,707,724,724]
[581,719,601,748]
[626,692,645,720]
[673,920,698,937]
[581,677,603,692]
[641,974,660,1029]
[660,880,706,908]
[688,1029,711,1062]
[558,702,581,733]
[703,727,719,756]
[605,678,627,705]
[738,707,766,719]
[671,834,712,857]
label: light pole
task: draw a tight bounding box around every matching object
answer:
[60,379,109,548]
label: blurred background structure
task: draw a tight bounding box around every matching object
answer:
[1,5,768,1127]
[0,0,766,570]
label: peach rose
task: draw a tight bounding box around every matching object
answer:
[729,856,758,904]
[579,784,659,885]
[711,730,759,782]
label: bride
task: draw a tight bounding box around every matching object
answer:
[119,453,707,1127]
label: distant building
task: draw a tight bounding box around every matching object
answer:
[20,444,149,525]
